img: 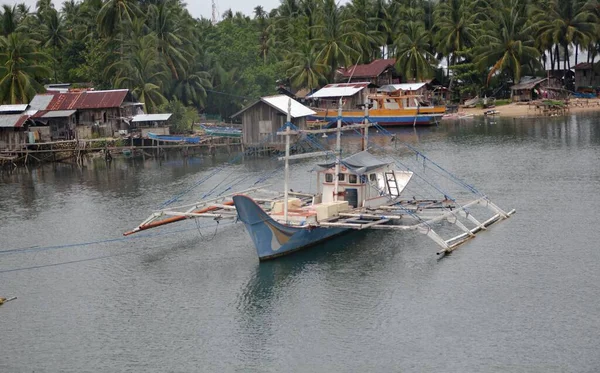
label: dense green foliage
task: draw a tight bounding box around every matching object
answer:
[0,0,599,112]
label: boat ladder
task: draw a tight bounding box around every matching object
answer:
[384,171,400,198]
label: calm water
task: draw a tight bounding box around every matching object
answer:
[1,114,600,372]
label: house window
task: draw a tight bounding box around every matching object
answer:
[349,174,357,184]
[103,112,107,123]
[325,173,333,182]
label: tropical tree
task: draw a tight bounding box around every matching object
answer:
[148,0,190,79]
[531,0,597,71]
[0,33,51,104]
[109,35,168,113]
[433,0,477,88]
[474,0,540,84]
[1,5,20,36]
[40,8,70,83]
[285,42,328,90]
[171,55,212,108]
[97,0,141,56]
[394,22,435,82]
[313,0,365,82]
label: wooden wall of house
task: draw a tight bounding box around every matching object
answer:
[48,118,74,140]
[76,108,122,138]
[575,69,600,89]
[29,126,51,142]
[241,102,307,146]
[0,128,27,150]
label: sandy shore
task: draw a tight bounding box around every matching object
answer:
[455,98,600,118]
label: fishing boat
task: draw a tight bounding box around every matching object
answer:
[126,100,514,260]
[307,82,446,127]
[200,124,242,138]
[147,132,201,144]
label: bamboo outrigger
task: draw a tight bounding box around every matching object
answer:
[126,98,514,260]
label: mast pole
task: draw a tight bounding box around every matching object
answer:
[363,93,369,151]
[284,99,291,223]
[333,97,342,202]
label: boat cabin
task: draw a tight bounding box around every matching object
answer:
[316,151,412,209]
[367,93,435,111]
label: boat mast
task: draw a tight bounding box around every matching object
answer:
[283,99,291,223]
[363,94,369,151]
[333,97,342,202]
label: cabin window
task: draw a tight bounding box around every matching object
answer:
[325,173,333,182]
[360,175,367,183]
[338,173,345,181]
[349,174,357,184]
[103,112,107,123]
[369,173,377,182]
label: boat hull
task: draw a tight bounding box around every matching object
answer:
[147,133,201,144]
[309,111,444,126]
[233,195,349,260]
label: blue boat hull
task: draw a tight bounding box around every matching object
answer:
[308,114,439,126]
[233,195,349,260]
[147,133,201,144]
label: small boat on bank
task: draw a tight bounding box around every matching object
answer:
[147,133,201,144]
[200,124,241,138]
[126,99,514,261]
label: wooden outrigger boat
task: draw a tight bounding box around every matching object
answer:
[307,82,446,127]
[125,100,514,260]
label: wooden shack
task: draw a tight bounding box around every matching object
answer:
[0,105,30,151]
[232,95,316,147]
[574,63,600,91]
[510,77,561,102]
[29,89,145,139]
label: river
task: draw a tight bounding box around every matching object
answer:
[1,114,599,372]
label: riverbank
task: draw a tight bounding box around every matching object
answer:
[458,98,600,118]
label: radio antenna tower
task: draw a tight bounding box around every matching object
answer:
[211,0,218,24]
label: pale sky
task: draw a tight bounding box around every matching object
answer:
[3,0,290,20]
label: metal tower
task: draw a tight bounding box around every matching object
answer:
[211,0,218,24]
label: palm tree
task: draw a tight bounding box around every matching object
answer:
[285,42,329,90]
[110,35,168,113]
[394,22,436,82]
[433,0,477,88]
[475,0,540,84]
[97,0,141,56]
[171,54,212,108]
[531,0,597,71]
[1,5,20,36]
[0,33,51,104]
[148,0,190,80]
[313,0,365,82]
[40,8,69,83]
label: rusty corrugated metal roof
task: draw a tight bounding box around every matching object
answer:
[46,89,130,110]
[340,59,396,78]
[0,114,28,128]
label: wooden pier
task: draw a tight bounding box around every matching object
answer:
[0,136,242,169]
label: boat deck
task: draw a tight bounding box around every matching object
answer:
[126,189,514,257]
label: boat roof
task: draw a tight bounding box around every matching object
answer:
[378,83,427,92]
[308,82,370,98]
[132,113,172,122]
[317,151,390,174]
